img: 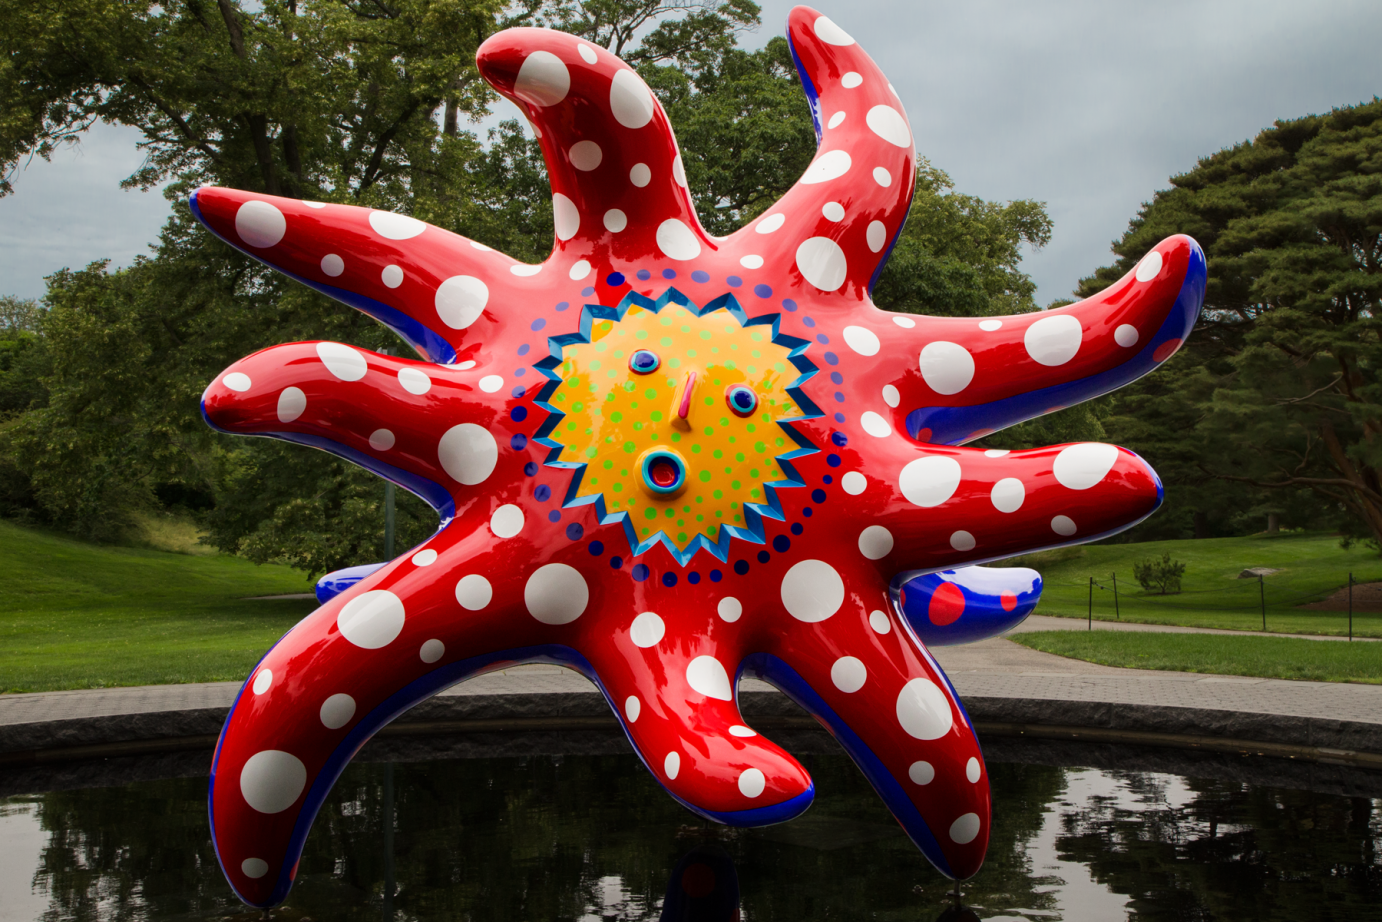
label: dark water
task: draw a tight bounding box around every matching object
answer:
[1,747,1380,922]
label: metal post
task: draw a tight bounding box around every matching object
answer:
[385,481,396,559]
[1349,573,1353,642]
[383,762,395,920]
[1088,576,1093,630]
[1112,572,1120,621]
[1259,574,1266,631]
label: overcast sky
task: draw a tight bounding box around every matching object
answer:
[2,0,1379,305]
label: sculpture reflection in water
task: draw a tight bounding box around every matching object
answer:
[191,2,1205,909]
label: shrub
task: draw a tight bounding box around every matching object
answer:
[1133,552,1186,594]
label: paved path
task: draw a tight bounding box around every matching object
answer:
[1010,613,1378,641]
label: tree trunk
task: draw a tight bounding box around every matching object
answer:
[1267,513,1279,534]
[1193,509,1208,539]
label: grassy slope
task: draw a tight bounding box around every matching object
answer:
[1007,533,1382,637]
[1012,630,1382,684]
[0,520,315,693]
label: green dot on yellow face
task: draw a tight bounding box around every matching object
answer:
[644,388,657,400]
[699,470,711,482]
[644,507,657,521]
[659,336,673,347]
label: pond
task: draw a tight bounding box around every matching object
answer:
[1,742,1379,921]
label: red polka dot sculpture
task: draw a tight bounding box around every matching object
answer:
[193,5,1205,908]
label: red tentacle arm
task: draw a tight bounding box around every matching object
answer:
[723,9,918,302]
[747,562,989,879]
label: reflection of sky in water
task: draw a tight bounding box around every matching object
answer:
[0,757,1377,921]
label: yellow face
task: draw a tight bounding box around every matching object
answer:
[548,302,801,554]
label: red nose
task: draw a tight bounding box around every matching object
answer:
[649,458,680,487]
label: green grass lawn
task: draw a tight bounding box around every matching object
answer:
[1004,533,1382,637]
[0,520,315,693]
[1011,630,1382,684]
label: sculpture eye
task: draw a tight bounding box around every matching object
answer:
[725,385,758,417]
[629,350,660,374]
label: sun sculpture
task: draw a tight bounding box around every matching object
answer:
[192,5,1205,908]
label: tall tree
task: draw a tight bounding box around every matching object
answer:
[1079,99,1382,546]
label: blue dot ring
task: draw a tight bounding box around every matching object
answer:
[629,349,660,374]
[640,449,687,496]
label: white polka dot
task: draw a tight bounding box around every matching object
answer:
[796,237,848,291]
[453,361,477,370]
[892,315,916,328]
[252,668,272,695]
[813,14,856,45]
[514,50,569,106]
[629,611,665,648]
[966,757,982,783]
[861,411,891,438]
[455,574,492,610]
[435,275,489,329]
[240,750,307,814]
[672,154,687,187]
[843,325,880,356]
[321,253,344,277]
[552,193,580,241]
[656,219,701,261]
[686,655,733,700]
[411,548,437,566]
[738,768,766,798]
[739,254,764,269]
[316,342,367,381]
[510,263,543,277]
[984,449,1010,457]
[869,609,891,634]
[800,149,852,184]
[609,68,655,128]
[319,693,356,730]
[625,695,640,722]
[858,525,894,560]
[866,220,887,253]
[827,111,846,129]
[235,200,286,248]
[950,813,981,844]
[337,590,405,649]
[223,372,251,392]
[1052,515,1078,536]
[729,724,757,737]
[841,71,863,89]
[1024,314,1083,366]
[896,678,953,740]
[420,638,445,663]
[990,477,1025,513]
[524,563,588,624]
[438,423,498,485]
[241,858,269,879]
[368,429,395,451]
[381,264,403,288]
[950,530,976,552]
[717,597,742,622]
[604,209,627,232]
[756,213,785,234]
[882,384,900,408]
[276,387,305,422]
[629,163,651,187]
[873,167,892,187]
[397,367,431,395]
[479,375,504,393]
[664,751,680,779]
[900,456,962,507]
[490,503,524,538]
[1135,249,1163,283]
[822,201,845,222]
[569,140,602,171]
[831,656,867,693]
[919,341,975,395]
[866,105,912,148]
[368,210,425,240]
[780,560,845,623]
[569,259,591,280]
[842,471,867,494]
[1054,443,1120,490]
[908,761,935,785]
[303,201,326,209]
[1115,324,1139,347]
[979,319,1003,332]
[470,240,492,251]
[577,43,598,64]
